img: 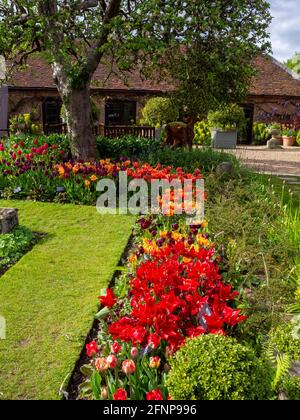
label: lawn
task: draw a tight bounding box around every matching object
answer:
[0,200,135,400]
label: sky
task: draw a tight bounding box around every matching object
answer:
[269,0,300,63]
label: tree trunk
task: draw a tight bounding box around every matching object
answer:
[64,86,98,160]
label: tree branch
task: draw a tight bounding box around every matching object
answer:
[76,0,99,11]
[85,0,121,76]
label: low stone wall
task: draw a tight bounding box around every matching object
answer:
[0,208,19,234]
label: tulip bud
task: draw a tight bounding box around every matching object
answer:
[107,354,117,369]
[101,387,108,400]
[149,356,161,369]
[130,347,138,359]
[122,359,136,375]
[95,357,108,372]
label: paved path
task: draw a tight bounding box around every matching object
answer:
[227,146,300,176]
[222,146,300,196]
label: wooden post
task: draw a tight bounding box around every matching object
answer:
[0,85,8,137]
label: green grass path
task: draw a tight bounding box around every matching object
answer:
[0,200,135,400]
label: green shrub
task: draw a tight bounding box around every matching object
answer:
[140,97,179,127]
[194,120,211,145]
[96,136,240,173]
[145,147,240,174]
[0,226,36,273]
[268,323,300,361]
[252,123,271,145]
[166,334,273,400]
[296,131,300,146]
[280,374,300,400]
[97,135,161,159]
[9,111,42,136]
[268,122,281,131]
[296,287,300,304]
[208,104,245,131]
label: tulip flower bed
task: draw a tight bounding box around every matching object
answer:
[2,136,299,400]
[78,216,246,400]
[0,139,203,205]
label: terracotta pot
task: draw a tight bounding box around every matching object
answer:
[282,136,296,147]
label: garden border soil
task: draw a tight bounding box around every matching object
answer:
[65,233,135,400]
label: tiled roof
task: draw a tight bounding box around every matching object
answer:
[8,54,300,98]
[249,55,300,97]
[8,56,172,92]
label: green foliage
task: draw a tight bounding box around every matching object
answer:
[268,323,300,362]
[194,120,211,145]
[284,52,300,75]
[145,146,240,174]
[140,97,179,128]
[0,226,35,273]
[97,135,161,159]
[208,104,246,131]
[280,375,300,400]
[0,0,271,156]
[9,112,42,136]
[96,134,240,174]
[166,334,274,400]
[263,341,292,390]
[282,129,297,137]
[268,123,281,130]
[204,172,299,348]
[252,123,271,145]
[297,131,300,146]
[168,1,271,116]
[264,324,300,398]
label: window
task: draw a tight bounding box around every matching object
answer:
[105,100,136,126]
[43,98,62,129]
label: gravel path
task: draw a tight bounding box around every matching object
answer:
[225,146,300,176]
[219,146,300,197]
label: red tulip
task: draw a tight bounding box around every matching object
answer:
[106,354,117,369]
[113,388,127,400]
[86,340,98,357]
[111,341,122,354]
[146,389,164,400]
[99,289,117,308]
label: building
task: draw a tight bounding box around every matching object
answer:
[1,54,300,142]
[249,55,300,124]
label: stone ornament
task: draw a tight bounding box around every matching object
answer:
[0,208,19,234]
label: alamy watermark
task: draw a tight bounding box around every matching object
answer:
[95,172,205,224]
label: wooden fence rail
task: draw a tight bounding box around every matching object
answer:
[44,123,68,135]
[101,125,156,139]
[44,123,156,139]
